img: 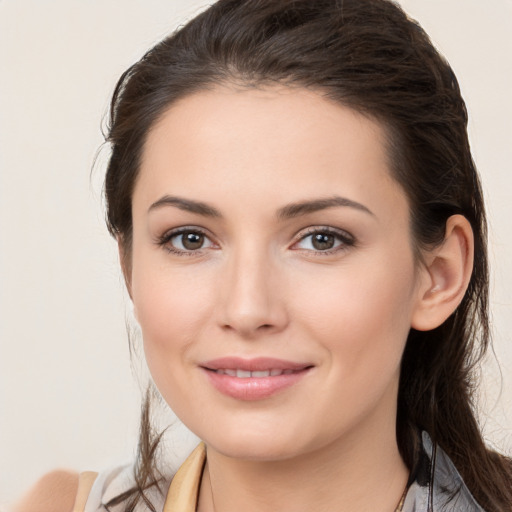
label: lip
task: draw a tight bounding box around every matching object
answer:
[200,357,313,401]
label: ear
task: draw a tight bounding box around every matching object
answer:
[117,236,133,301]
[411,215,474,331]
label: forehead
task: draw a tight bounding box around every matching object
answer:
[135,85,407,223]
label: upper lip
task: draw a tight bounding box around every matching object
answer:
[201,357,312,372]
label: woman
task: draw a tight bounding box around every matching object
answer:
[13,0,512,511]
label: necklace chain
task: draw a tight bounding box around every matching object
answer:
[205,474,409,512]
[394,480,409,512]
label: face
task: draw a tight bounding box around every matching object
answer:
[128,85,426,461]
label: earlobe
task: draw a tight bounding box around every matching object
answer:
[411,215,474,331]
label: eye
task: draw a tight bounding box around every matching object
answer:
[159,228,216,254]
[293,228,354,253]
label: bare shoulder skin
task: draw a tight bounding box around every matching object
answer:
[12,470,79,512]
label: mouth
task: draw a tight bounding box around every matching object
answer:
[200,357,313,400]
[210,368,302,378]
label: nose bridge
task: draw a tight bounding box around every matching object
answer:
[219,240,287,336]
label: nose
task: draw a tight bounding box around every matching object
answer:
[217,245,289,338]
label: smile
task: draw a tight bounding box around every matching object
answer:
[200,357,313,400]
[212,369,299,378]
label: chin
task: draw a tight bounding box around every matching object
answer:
[199,420,320,462]
[211,437,303,462]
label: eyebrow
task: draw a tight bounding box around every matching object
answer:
[148,194,373,219]
[148,195,222,217]
[276,196,374,219]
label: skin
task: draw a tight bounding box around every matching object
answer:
[127,84,466,512]
[12,470,79,512]
[133,85,415,459]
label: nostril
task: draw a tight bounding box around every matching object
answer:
[221,322,275,333]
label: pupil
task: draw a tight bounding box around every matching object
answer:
[312,233,334,250]
[183,232,204,250]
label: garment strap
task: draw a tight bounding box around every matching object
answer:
[72,471,98,512]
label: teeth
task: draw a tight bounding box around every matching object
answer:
[215,369,289,377]
[252,370,270,377]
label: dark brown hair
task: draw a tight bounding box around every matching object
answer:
[103,0,512,510]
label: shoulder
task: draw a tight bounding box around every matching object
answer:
[12,470,79,512]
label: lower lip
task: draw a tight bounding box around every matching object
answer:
[203,369,311,401]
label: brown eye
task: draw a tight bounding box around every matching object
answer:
[181,232,204,250]
[168,230,213,252]
[294,228,354,253]
[311,233,335,250]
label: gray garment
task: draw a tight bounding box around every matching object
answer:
[403,432,485,511]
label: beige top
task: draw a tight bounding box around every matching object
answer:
[72,472,99,512]
[73,443,206,512]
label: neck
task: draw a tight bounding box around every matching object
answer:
[197,421,408,512]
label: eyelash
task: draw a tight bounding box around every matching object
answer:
[157,227,215,256]
[292,226,355,256]
[156,226,355,256]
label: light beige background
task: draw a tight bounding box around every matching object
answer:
[1,0,511,503]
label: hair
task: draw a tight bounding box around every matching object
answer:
[102,0,512,510]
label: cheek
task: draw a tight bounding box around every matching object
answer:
[291,254,417,369]
[132,267,216,417]
[289,260,416,434]
[131,255,215,371]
